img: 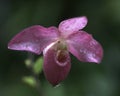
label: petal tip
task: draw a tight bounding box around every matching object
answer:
[8,42,15,50]
[77,16,88,28]
[67,31,103,64]
[58,16,88,37]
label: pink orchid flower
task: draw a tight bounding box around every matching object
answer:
[8,16,103,86]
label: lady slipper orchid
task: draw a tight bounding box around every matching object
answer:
[8,16,103,86]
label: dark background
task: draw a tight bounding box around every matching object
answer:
[0,0,120,96]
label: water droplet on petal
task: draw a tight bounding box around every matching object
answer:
[80,49,87,54]
[90,40,97,46]
[87,53,98,63]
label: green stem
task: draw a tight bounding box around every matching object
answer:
[27,52,45,96]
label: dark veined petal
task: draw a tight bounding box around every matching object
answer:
[43,43,71,86]
[8,25,59,54]
[58,16,87,37]
[66,31,103,63]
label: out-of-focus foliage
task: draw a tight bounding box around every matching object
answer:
[22,76,37,87]
[33,57,43,75]
[0,0,120,96]
[24,57,43,74]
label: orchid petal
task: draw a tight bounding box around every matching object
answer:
[8,25,59,54]
[67,31,103,63]
[43,43,71,86]
[58,16,87,37]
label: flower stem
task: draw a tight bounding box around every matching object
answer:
[27,52,45,96]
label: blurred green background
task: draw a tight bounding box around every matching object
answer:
[0,0,120,96]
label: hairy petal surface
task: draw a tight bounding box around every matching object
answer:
[67,31,103,63]
[8,25,59,54]
[43,43,71,86]
[58,16,87,37]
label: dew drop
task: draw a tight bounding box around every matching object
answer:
[87,53,97,62]
[80,49,87,54]
[90,40,97,46]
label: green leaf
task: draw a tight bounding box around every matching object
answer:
[33,57,43,74]
[22,76,36,87]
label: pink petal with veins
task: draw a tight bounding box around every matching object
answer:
[8,25,59,54]
[58,16,88,37]
[66,31,103,63]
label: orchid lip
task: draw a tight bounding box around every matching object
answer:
[55,50,69,67]
[43,40,71,86]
